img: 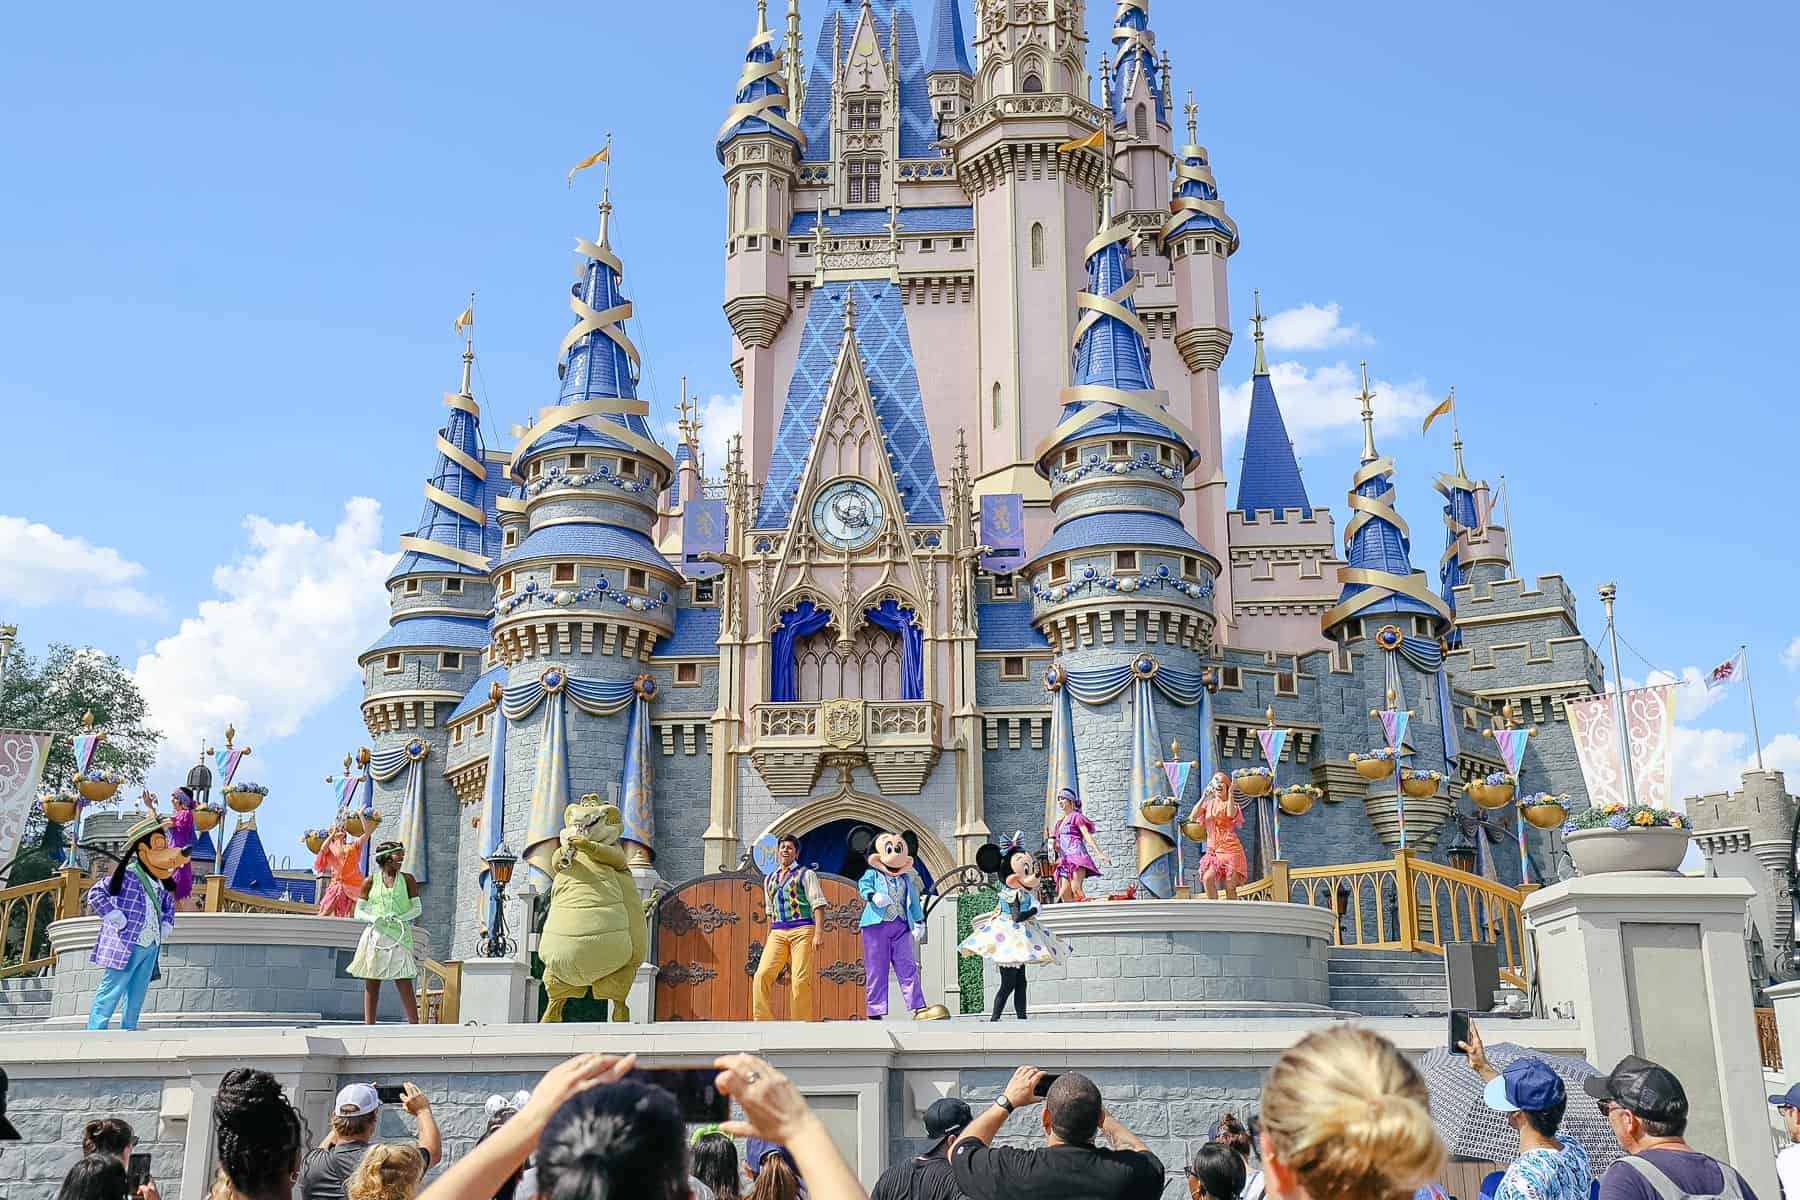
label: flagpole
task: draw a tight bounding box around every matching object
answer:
[1598,584,1639,808]
[1743,644,1765,770]
[1499,474,1516,578]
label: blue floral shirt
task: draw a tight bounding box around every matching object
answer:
[1498,1138,1593,1200]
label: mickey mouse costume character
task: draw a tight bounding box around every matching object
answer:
[86,809,187,1030]
[959,835,1073,1021]
[854,827,947,1020]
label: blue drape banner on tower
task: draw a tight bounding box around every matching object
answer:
[369,740,430,884]
[503,668,654,886]
[862,598,925,701]
[477,704,509,893]
[769,599,832,704]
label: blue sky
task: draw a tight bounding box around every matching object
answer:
[2,1,1796,864]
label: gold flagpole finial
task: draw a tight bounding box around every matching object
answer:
[1356,362,1379,463]
[458,290,476,396]
[1184,88,1198,147]
[1449,386,1466,477]
[1251,289,1268,375]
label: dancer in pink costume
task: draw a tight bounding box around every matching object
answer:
[1189,772,1249,900]
[1046,788,1111,901]
[313,814,369,917]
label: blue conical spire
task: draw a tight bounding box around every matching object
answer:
[1434,392,1478,646]
[1041,223,1192,467]
[1109,0,1165,127]
[549,199,660,456]
[1235,293,1312,519]
[392,331,495,579]
[926,0,971,75]
[1323,365,1451,635]
[717,1,806,162]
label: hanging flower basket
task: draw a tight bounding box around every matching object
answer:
[1350,749,1395,781]
[1470,771,1516,809]
[74,768,123,804]
[1278,784,1321,816]
[343,811,367,835]
[192,803,224,833]
[40,795,80,824]
[224,782,269,813]
[1232,767,1273,797]
[1520,792,1570,830]
[1139,799,1179,826]
[303,829,327,854]
[1179,819,1208,843]
[1399,768,1443,799]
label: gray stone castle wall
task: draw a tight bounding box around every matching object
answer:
[2,1077,187,1198]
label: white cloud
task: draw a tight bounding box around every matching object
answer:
[1782,637,1800,670]
[661,393,743,480]
[1222,360,1440,452]
[132,499,396,781]
[0,515,165,617]
[1258,302,1367,352]
[1666,725,1750,805]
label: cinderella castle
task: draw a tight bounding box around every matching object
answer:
[356,0,1607,960]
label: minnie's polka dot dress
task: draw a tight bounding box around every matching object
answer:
[957,887,1073,967]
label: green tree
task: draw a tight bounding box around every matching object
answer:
[1,640,162,881]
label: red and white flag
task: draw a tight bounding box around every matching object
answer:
[1705,650,1745,691]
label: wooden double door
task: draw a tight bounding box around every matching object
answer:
[652,870,868,1021]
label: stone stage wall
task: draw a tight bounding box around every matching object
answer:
[0,1020,1591,1200]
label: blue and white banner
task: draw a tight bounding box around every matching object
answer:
[979,494,1025,575]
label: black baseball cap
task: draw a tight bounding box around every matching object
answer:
[1582,1055,1688,1124]
[924,1097,973,1153]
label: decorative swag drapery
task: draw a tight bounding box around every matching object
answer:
[769,597,926,702]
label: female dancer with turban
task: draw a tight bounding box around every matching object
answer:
[1046,788,1111,902]
[1189,773,1248,899]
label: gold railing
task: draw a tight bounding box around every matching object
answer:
[1758,1007,1782,1071]
[199,876,315,914]
[0,870,85,978]
[419,958,461,1024]
[1245,849,1532,990]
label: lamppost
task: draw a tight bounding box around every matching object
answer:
[1442,823,1478,877]
[0,623,16,700]
[481,843,518,958]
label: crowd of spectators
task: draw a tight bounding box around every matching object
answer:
[28,1024,1787,1200]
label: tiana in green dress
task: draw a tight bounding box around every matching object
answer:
[350,841,422,1022]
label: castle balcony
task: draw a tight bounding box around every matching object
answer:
[748,699,941,798]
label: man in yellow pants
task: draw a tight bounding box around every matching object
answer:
[753,835,827,1020]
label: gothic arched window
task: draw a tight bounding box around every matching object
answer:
[1135,104,1149,140]
[992,382,1002,429]
[1030,222,1045,269]
[1022,73,1043,93]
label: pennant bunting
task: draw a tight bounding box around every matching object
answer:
[1256,727,1290,773]
[1379,709,1410,751]
[1492,728,1531,777]
[72,733,100,774]
[1161,759,1194,802]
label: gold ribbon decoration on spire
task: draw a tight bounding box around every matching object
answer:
[1321,456,1452,631]
[716,25,808,150]
[1162,153,1239,244]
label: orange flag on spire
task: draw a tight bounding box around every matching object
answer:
[567,146,610,188]
[1058,129,1105,153]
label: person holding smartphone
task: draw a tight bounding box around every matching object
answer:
[299,1082,440,1200]
[950,1066,1163,1200]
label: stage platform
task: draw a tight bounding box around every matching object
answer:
[1,1016,1589,1200]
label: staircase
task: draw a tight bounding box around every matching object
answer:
[1328,948,1449,1017]
[0,973,53,1026]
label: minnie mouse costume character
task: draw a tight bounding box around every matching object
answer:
[855,828,946,1019]
[959,835,1073,1021]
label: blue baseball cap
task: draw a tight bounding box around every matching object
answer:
[1769,1083,1800,1108]
[1483,1059,1565,1113]
[746,1138,797,1176]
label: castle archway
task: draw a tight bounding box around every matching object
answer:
[750,782,956,884]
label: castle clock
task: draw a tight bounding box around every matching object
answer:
[810,479,885,552]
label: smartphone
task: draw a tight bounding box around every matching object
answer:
[127,1152,152,1192]
[629,1068,729,1124]
[376,1084,407,1105]
[1033,1073,1061,1098]
[1448,1010,1472,1056]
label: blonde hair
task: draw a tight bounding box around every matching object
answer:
[1260,1025,1445,1200]
[347,1143,425,1200]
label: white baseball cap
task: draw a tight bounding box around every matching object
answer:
[335,1083,380,1117]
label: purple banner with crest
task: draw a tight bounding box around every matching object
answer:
[979,494,1025,575]
[682,499,726,579]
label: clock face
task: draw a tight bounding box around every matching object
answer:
[810,479,885,551]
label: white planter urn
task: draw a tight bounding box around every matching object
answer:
[1565,826,1691,875]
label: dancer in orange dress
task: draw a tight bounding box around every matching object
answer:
[313,814,369,917]
[1189,772,1248,899]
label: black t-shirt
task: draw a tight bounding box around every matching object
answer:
[951,1138,1165,1200]
[1598,1150,1760,1200]
[872,1153,967,1200]
[298,1140,434,1200]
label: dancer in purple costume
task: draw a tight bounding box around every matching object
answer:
[856,830,941,1020]
[1046,788,1111,902]
[144,789,197,909]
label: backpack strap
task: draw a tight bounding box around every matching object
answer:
[1619,1156,1689,1200]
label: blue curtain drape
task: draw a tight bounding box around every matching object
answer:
[770,599,832,702]
[863,598,924,700]
[477,704,509,895]
[369,745,428,884]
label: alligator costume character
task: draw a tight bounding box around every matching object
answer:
[537,797,647,1022]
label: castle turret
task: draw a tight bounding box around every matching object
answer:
[1227,292,1343,655]
[1431,394,1512,645]
[359,323,501,957]
[957,0,1100,517]
[720,1,805,481]
[925,0,973,130]
[1321,365,1452,646]
[1107,0,1173,216]
[1026,204,1218,899]
[1162,93,1237,635]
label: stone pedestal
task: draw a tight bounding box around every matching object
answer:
[1524,875,1774,1199]
[460,956,539,1025]
[1022,898,1338,1017]
[626,960,658,1023]
[1768,978,1800,1088]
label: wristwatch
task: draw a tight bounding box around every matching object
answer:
[993,1094,1015,1113]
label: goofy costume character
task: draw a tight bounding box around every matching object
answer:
[856,830,947,1020]
[87,811,186,1030]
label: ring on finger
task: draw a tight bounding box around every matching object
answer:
[745,1071,763,1083]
